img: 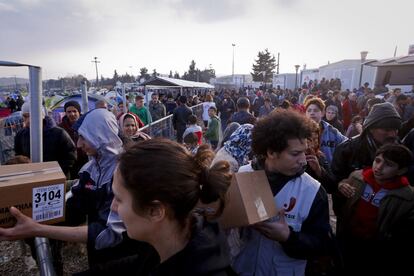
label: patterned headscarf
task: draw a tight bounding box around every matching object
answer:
[223,124,254,167]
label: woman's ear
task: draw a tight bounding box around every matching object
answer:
[147,200,166,222]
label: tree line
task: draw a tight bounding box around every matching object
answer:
[43,49,278,90]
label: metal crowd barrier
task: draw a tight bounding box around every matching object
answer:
[139,103,204,140]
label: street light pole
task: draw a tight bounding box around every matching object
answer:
[358,51,368,89]
[294,65,300,91]
[91,57,100,88]
[276,52,280,75]
[232,43,236,76]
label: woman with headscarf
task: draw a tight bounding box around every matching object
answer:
[118,112,150,146]
[212,124,254,173]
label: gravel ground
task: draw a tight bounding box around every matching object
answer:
[0,240,88,276]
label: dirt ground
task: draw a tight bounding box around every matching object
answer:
[0,240,88,276]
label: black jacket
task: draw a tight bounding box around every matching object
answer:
[331,134,376,184]
[14,116,76,177]
[330,134,377,216]
[172,104,193,142]
[228,111,256,126]
[403,129,414,185]
[76,217,235,276]
[59,116,88,179]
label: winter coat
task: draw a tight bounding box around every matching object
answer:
[228,111,256,125]
[172,104,193,143]
[148,101,166,121]
[59,115,89,179]
[75,217,235,276]
[319,120,347,165]
[204,116,220,142]
[337,170,414,275]
[66,109,138,266]
[14,116,76,177]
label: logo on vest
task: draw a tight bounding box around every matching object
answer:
[283,197,296,212]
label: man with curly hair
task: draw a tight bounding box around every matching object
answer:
[233,109,332,275]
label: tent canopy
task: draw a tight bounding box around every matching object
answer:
[139,76,214,89]
[365,55,414,86]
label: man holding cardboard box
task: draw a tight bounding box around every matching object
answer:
[232,109,331,276]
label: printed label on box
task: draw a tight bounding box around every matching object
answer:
[254,197,268,220]
[32,184,64,222]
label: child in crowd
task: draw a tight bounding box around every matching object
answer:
[204,106,220,150]
[182,114,203,145]
[183,132,200,155]
[345,115,363,138]
[337,144,414,275]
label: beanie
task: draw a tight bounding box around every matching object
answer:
[363,102,401,131]
[64,100,81,113]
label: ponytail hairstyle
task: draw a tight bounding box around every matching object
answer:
[118,138,231,228]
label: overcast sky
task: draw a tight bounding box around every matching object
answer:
[1,0,413,80]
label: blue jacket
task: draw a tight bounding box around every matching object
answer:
[320,120,347,164]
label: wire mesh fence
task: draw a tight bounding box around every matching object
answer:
[139,103,204,140]
[0,112,24,164]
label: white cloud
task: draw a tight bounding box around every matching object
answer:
[0,2,17,11]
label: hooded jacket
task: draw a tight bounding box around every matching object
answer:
[66,109,133,266]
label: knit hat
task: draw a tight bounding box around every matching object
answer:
[363,102,401,131]
[21,102,45,119]
[64,100,81,113]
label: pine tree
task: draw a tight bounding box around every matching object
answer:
[173,71,180,79]
[169,70,173,78]
[139,67,150,81]
[251,49,276,82]
[198,68,216,83]
[183,60,197,81]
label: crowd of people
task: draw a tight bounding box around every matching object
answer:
[0,81,414,275]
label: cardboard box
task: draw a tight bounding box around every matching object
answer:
[0,161,66,227]
[219,170,277,229]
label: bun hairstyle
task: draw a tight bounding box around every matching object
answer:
[118,138,231,228]
[194,144,231,215]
